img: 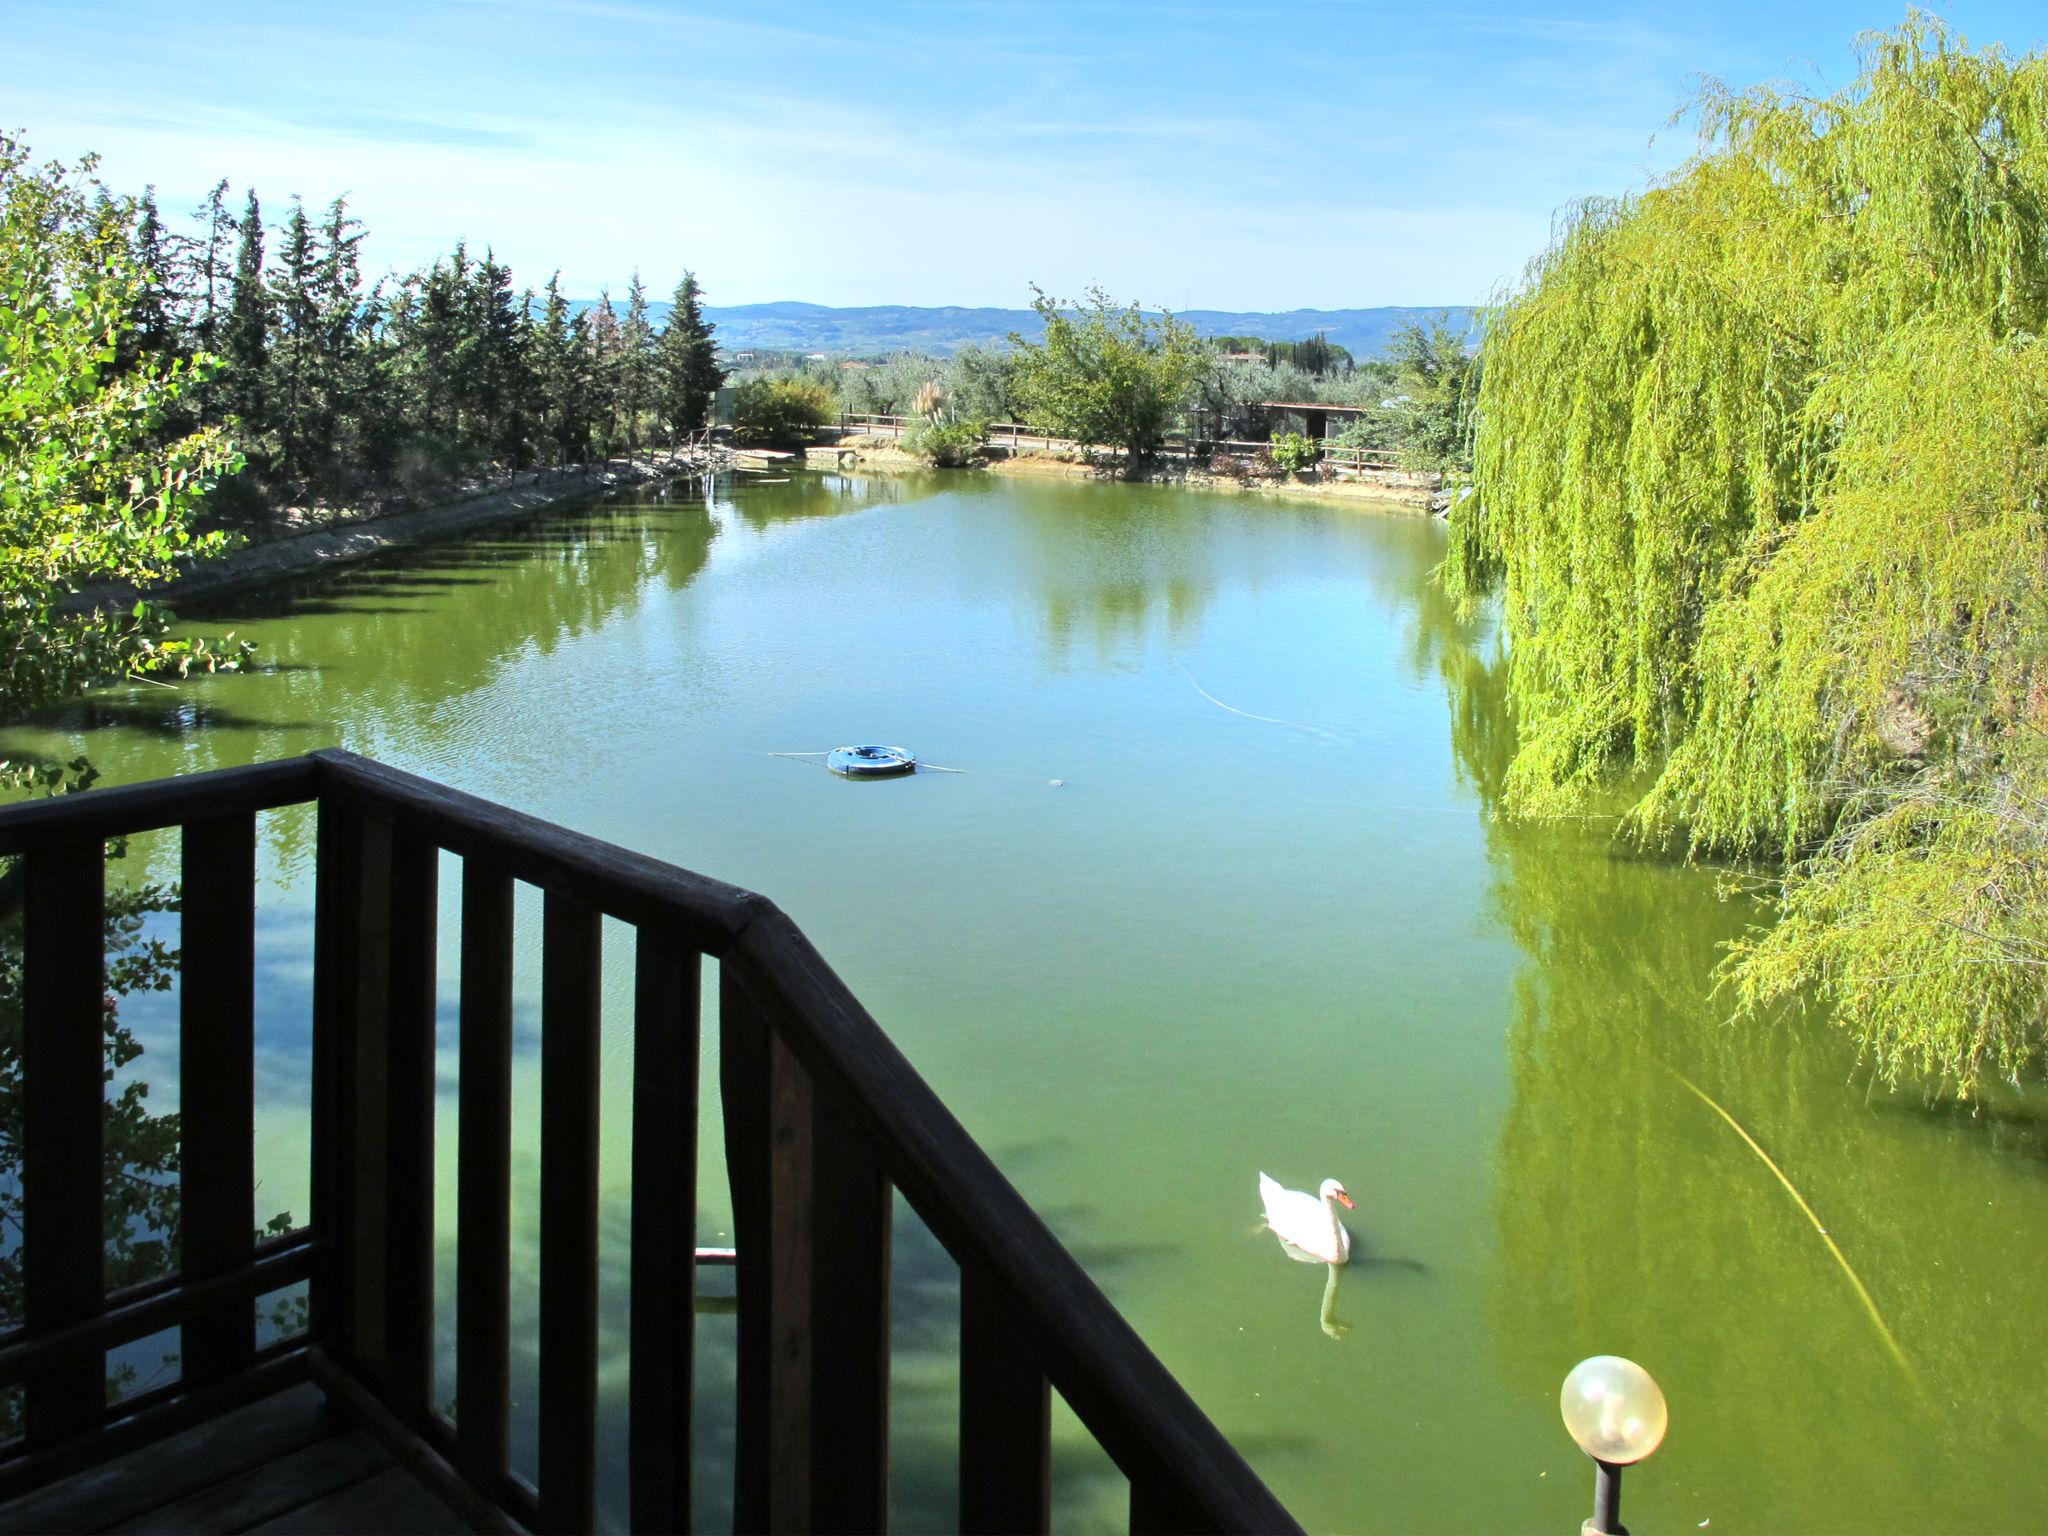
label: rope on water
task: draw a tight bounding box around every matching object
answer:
[1664,1064,1923,1398]
[1179,665,1345,745]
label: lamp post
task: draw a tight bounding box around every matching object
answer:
[1559,1355,1667,1536]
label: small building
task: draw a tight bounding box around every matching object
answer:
[1253,400,1371,441]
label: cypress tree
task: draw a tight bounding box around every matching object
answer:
[585,287,623,462]
[511,284,542,466]
[123,186,184,379]
[471,251,530,466]
[267,197,320,479]
[221,189,268,440]
[656,271,725,440]
[309,196,365,476]
[533,273,583,467]
[620,272,655,453]
[188,179,234,424]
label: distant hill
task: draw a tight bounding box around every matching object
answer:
[597,299,1477,359]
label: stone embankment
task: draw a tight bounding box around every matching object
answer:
[66,450,708,617]
[810,434,1439,511]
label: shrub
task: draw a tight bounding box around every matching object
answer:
[1269,431,1322,476]
[904,417,988,468]
[733,377,834,448]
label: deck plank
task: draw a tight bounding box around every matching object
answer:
[0,1383,338,1534]
[243,1465,466,1535]
[107,1432,390,1534]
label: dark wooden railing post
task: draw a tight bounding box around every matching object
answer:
[1131,1475,1209,1536]
[346,814,395,1380]
[381,830,438,1425]
[538,892,602,1535]
[721,960,819,1534]
[958,1266,1050,1536]
[455,858,514,1480]
[179,812,258,1389]
[20,840,108,1449]
[806,1100,890,1534]
[629,932,701,1535]
[311,793,364,1364]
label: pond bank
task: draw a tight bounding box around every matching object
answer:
[67,450,704,616]
[808,436,1438,511]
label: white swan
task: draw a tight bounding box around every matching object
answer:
[1259,1172,1354,1266]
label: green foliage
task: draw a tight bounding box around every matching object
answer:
[1008,286,1203,468]
[837,352,940,418]
[941,343,1019,423]
[1378,314,1479,474]
[1268,431,1321,475]
[1447,18,2048,1090]
[732,376,832,448]
[0,139,275,1415]
[0,136,246,723]
[656,271,725,437]
[110,167,720,501]
[1204,335,1355,374]
[904,416,988,467]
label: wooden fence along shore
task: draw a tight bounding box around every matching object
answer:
[833,412,1412,477]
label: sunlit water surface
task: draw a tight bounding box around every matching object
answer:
[14,470,2048,1532]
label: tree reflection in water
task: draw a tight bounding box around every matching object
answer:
[1412,566,2048,1528]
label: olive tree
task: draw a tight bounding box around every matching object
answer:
[1008,287,1203,471]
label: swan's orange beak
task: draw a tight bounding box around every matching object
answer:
[1335,1190,1355,1209]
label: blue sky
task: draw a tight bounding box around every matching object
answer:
[9,2,2046,309]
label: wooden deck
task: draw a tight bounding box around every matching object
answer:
[0,1385,468,1534]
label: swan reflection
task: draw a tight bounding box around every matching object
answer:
[1318,1263,1350,1339]
[1258,1172,1357,1338]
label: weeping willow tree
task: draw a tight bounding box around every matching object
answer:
[1447,16,2048,1092]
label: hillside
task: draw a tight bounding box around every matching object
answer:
[605,299,1476,358]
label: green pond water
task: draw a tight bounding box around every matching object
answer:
[14,470,2048,1532]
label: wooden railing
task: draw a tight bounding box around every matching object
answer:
[0,751,1300,1534]
[837,413,1406,475]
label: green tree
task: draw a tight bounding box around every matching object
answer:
[584,288,624,462]
[941,342,1019,423]
[731,376,831,448]
[220,189,268,437]
[305,196,365,476]
[185,180,235,426]
[655,271,724,439]
[266,197,320,478]
[1377,314,1478,474]
[533,273,586,466]
[619,272,656,453]
[0,138,253,1374]
[1008,286,1202,471]
[0,137,245,719]
[121,187,185,384]
[1446,18,2048,1091]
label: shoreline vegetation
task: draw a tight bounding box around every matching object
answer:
[810,434,1440,510]
[730,288,1481,493]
